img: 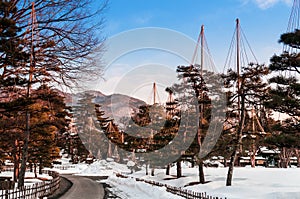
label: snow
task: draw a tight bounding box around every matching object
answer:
[127,160,136,167]
[26,157,300,199]
[0,171,53,189]
[105,175,184,199]
[50,163,88,174]
[0,171,52,181]
[76,159,131,176]
[125,166,300,199]
[91,161,299,199]
[49,156,89,174]
[259,146,280,154]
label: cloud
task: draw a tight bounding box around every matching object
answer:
[133,13,153,25]
[253,0,292,9]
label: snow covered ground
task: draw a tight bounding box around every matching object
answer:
[71,160,300,199]
[76,159,131,176]
[23,157,299,199]
[105,175,184,199]
[0,171,53,186]
[128,165,300,199]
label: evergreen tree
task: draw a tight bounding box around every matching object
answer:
[73,93,106,161]
[0,85,70,180]
[27,85,69,175]
[222,64,269,186]
[0,0,29,86]
[0,0,106,187]
[175,65,206,183]
[267,30,300,119]
[265,29,300,167]
[0,1,29,182]
[174,65,225,183]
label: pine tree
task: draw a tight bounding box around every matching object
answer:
[0,1,29,181]
[73,93,106,161]
[267,30,300,118]
[0,0,29,86]
[223,64,269,186]
[173,65,222,183]
[27,85,69,175]
[0,0,106,187]
[265,29,300,167]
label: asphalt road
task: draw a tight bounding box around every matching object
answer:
[59,175,105,199]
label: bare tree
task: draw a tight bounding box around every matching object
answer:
[1,0,107,187]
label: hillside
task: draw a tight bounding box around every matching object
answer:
[59,90,146,127]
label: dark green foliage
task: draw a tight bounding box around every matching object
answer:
[222,63,269,186]
[28,85,70,172]
[279,29,300,50]
[265,76,300,117]
[0,85,70,177]
[265,28,300,168]
[72,93,107,161]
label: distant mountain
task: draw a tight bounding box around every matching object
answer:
[58,90,146,127]
[54,90,106,105]
[95,93,146,128]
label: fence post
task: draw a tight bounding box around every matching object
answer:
[5,189,8,199]
[114,171,225,199]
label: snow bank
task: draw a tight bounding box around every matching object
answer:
[77,160,131,176]
[0,171,53,187]
[47,157,300,198]
[128,166,300,199]
[50,163,88,174]
[104,175,184,199]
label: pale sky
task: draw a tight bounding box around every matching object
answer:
[87,0,296,102]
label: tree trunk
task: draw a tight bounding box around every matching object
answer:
[34,163,37,178]
[39,158,42,174]
[250,154,255,168]
[226,93,246,186]
[166,164,170,175]
[191,158,195,168]
[279,147,292,168]
[29,163,33,172]
[250,140,256,168]
[13,140,19,182]
[198,159,205,183]
[145,163,148,175]
[223,158,227,167]
[295,149,300,167]
[151,168,155,176]
[176,161,182,178]
[18,111,30,188]
[197,95,205,183]
[107,142,112,158]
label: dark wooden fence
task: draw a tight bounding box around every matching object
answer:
[0,170,60,199]
[116,173,226,199]
[52,165,76,170]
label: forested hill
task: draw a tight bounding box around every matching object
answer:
[57,90,146,123]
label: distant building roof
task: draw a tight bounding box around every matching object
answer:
[259,146,280,154]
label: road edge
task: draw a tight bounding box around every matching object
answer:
[47,176,73,199]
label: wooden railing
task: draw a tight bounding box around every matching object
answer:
[0,170,60,199]
[116,173,226,199]
[52,165,76,170]
[1,166,30,173]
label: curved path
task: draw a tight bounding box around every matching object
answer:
[59,175,105,199]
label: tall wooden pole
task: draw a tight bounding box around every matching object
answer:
[198,25,204,146]
[198,25,205,184]
[236,18,241,115]
[19,2,36,187]
[153,82,156,104]
[200,25,204,76]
